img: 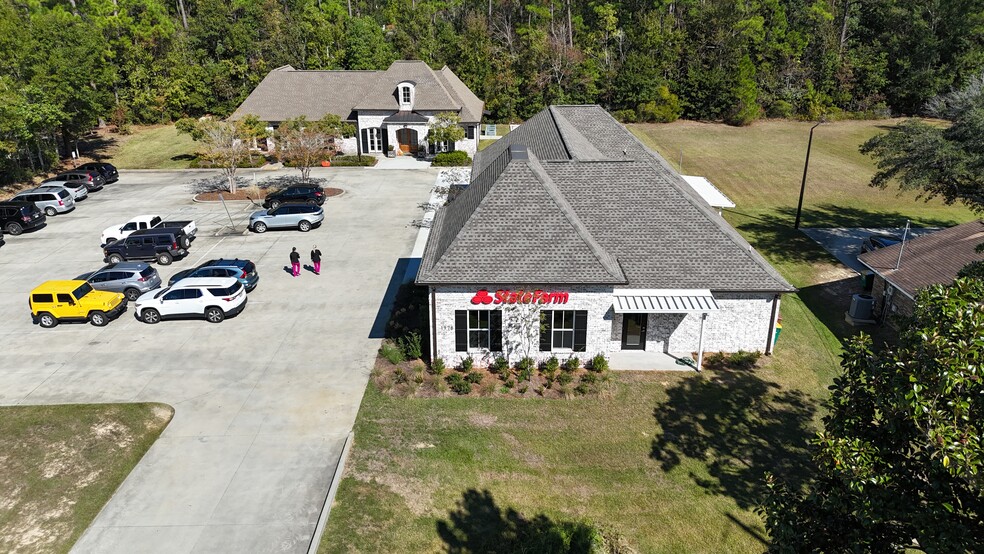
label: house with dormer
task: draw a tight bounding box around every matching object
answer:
[230,60,484,157]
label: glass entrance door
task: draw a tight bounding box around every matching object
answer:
[621,313,647,350]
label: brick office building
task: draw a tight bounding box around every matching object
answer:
[416,106,795,369]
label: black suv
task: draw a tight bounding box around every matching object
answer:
[78,162,119,184]
[103,228,189,265]
[0,200,46,235]
[45,170,106,192]
[262,184,325,209]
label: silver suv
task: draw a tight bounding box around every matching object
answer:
[77,262,163,301]
[249,203,324,233]
[14,186,75,216]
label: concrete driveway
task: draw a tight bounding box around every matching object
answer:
[0,167,435,553]
[801,227,939,273]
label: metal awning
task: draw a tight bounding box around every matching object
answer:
[382,111,429,124]
[613,289,719,313]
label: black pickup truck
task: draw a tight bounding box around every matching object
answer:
[103,228,190,266]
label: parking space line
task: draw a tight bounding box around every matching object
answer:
[193,237,226,265]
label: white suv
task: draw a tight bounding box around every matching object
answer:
[134,277,246,324]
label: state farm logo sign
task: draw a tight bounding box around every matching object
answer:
[470,289,569,305]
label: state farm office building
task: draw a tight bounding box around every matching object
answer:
[416,106,795,369]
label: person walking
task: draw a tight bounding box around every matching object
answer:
[311,245,322,275]
[290,247,300,277]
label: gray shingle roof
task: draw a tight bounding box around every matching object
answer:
[230,61,483,124]
[418,105,795,292]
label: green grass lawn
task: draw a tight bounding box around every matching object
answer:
[0,403,172,553]
[320,118,978,553]
[108,125,198,169]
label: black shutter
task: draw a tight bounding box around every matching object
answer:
[540,311,552,351]
[489,310,502,352]
[455,311,468,352]
[381,128,388,153]
[361,128,369,153]
[573,310,588,352]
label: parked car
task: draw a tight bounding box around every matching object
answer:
[0,228,4,249]
[101,214,197,245]
[0,200,46,235]
[14,186,75,216]
[262,184,326,209]
[134,277,247,324]
[40,181,88,202]
[29,280,127,328]
[77,262,162,301]
[103,228,190,265]
[861,233,904,253]
[77,162,119,184]
[249,203,324,233]
[43,170,105,192]
[168,258,259,291]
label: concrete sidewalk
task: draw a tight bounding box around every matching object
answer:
[0,168,436,553]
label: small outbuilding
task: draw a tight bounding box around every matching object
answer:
[415,105,795,370]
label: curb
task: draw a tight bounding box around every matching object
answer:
[307,431,355,554]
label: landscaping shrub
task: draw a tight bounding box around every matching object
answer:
[330,155,377,167]
[543,356,560,374]
[460,355,474,372]
[557,372,574,386]
[515,357,535,381]
[465,371,483,384]
[398,331,423,360]
[393,367,409,384]
[565,356,581,372]
[430,357,446,375]
[379,341,405,365]
[446,373,472,395]
[432,150,471,167]
[589,354,608,372]
[574,383,590,395]
[503,378,516,389]
[490,355,509,375]
[727,350,761,370]
[580,372,599,385]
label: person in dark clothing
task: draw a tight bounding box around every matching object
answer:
[311,245,322,275]
[290,247,300,277]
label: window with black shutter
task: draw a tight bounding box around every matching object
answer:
[456,310,499,351]
[539,311,552,351]
[540,310,587,351]
[573,310,587,352]
[455,310,468,352]
[361,128,369,153]
[465,125,475,140]
[490,310,502,351]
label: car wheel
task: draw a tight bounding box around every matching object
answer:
[108,253,124,264]
[179,236,191,249]
[5,222,23,236]
[105,237,117,245]
[157,252,173,265]
[89,310,108,327]
[38,312,57,328]
[44,206,57,216]
[307,198,318,205]
[269,200,280,210]
[205,306,225,323]
[298,220,312,232]
[141,308,161,324]
[253,221,267,233]
[124,288,141,301]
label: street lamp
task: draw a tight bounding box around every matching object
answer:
[793,120,823,230]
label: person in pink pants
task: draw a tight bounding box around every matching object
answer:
[311,245,322,275]
[290,247,300,277]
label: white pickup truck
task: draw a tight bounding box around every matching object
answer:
[101,215,197,246]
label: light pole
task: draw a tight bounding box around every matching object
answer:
[794,120,823,229]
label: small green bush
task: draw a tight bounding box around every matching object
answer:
[518,385,528,394]
[330,155,378,167]
[460,355,474,372]
[503,378,516,389]
[565,356,581,372]
[589,354,608,373]
[465,371,483,384]
[574,383,590,395]
[612,109,637,123]
[430,357,446,375]
[491,355,510,375]
[432,150,471,167]
[580,372,599,385]
[379,341,405,365]
[557,372,574,386]
[727,350,761,370]
[543,356,560,373]
[516,357,535,372]
[393,367,409,384]
[398,331,423,360]
[446,373,472,395]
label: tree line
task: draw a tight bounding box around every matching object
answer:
[1,0,983,183]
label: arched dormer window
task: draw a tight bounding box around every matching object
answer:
[398,81,415,109]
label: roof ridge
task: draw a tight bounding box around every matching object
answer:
[428,66,462,111]
[524,152,627,283]
[546,106,573,160]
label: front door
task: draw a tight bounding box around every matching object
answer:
[621,313,647,350]
[395,128,418,154]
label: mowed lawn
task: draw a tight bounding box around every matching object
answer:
[107,125,197,169]
[320,119,977,553]
[0,404,172,554]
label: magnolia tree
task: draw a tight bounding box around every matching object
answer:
[177,115,267,194]
[276,115,355,180]
[427,112,465,152]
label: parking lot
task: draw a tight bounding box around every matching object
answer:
[0,167,436,553]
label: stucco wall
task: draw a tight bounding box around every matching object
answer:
[430,286,779,367]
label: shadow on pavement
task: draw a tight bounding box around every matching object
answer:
[369,257,420,339]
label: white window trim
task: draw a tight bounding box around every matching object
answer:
[367,128,382,152]
[550,310,576,350]
[467,310,490,351]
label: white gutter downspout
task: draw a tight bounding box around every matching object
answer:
[696,312,708,371]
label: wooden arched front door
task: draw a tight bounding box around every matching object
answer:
[395,128,418,154]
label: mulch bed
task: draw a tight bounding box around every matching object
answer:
[194,187,343,202]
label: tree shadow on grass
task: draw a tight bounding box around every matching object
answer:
[437,489,602,554]
[650,369,816,511]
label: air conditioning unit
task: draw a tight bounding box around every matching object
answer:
[849,293,875,320]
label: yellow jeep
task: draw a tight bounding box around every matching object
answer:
[29,280,127,328]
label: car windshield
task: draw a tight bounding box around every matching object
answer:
[154,287,171,299]
[140,267,156,279]
[208,282,242,296]
[72,282,93,300]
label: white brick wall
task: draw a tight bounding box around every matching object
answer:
[357,110,479,157]
[430,287,779,367]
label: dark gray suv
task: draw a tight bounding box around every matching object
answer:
[78,262,163,301]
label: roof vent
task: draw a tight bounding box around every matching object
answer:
[509,144,529,160]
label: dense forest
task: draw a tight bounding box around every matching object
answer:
[1,0,983,180]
